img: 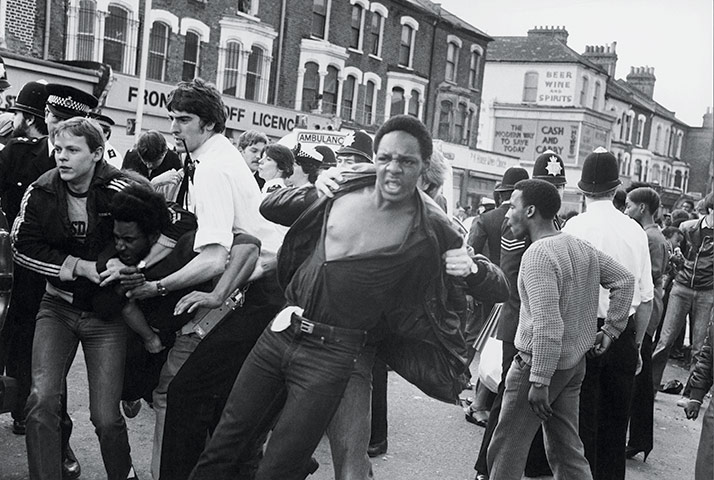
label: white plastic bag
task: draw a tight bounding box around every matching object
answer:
[478,336,503,393]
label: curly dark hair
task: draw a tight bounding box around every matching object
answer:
[167,78,226,133]
[514,179,561,220]
[110,184,170,237]
[374,115,432,162]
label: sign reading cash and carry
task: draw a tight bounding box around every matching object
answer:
[492,118,579,163]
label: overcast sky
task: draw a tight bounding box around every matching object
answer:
[439,0,713,127]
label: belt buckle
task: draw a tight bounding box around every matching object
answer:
[299,320,314,334]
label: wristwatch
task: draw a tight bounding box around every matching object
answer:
[532,383,547,389]
[156,280,169,297]
[137,260,147,273]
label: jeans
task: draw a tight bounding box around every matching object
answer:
[487,355,591,480]
[652,282,714,389]
[189,319,367,480]
[151,332,201,479]
[25,294,131,480]
[696,399,713,480]
[326,346,376,480]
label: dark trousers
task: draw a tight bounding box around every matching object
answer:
[474,341,551,477]
[160,303,280,480]
[579,318,638,480]
[370,357,388,444]
[189,319,368,480]
[627,333,654,454]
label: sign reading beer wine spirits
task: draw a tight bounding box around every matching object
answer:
[492,119,579,163]
[105,74,333,137]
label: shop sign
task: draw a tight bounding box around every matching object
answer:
[493,119,579,163]
[105,74,332,137]
[538,69,576,105]
[578,123,610,163]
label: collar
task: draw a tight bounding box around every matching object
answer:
[190,133,221,160]
[585,199,617,213]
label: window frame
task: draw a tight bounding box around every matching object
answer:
[301,61,320,112]
[522,71,538,103]
[103,5,130,73]
[363,79,376,124]
[244,45,265,102]
[580,76,589,107]
[468,45,482,89]
[311,0,331,40]
[182,29,201,81]
[341,74,357,120]
[398,16,418,69]
[348,3,366,51]
[147,21,169,81]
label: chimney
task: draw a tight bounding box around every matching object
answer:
[527,25,569,45]
[626,66,656,99]
[582,42,618,76]
[704,107,713,129]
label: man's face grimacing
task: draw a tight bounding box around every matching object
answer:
[241,142,266,173]
[374,131,424,204]
[113,221,157,266]
[169,110,215,154]
[506,189,530,240]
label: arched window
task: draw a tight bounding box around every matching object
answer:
[634,159,642,181]
[655,124,662,152]
[363,80,375,124]
[312,0,329,39]
[222,41,241,96]
[390,87,405,117]
[147,21,169,81]
[301,62,319,112]
[625,111,635,143]
[322,66,339,115]
[104,5,129,72]
[369,11,384,56]
[438,100,452,140]
[468,49,481,89]
[349,4,364,50]
[593,81,601,110]
[341,75,357,120]
[466,109,474,144]
[77,0,96,60]
[454,104,467,142]
[523,72,538,102]
[580,76,589,106]
[636,115,646,146]
[399,25,413,67]
[446,42,459,82]
[408,89,419,117]
[245,46,265,101]
[182,30,200,81]
[674,170,683,189]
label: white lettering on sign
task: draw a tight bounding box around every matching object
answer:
[297,132,345,146]
[493,119,579,163]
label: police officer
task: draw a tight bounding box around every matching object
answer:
[92,112,124,169]
[0,81,97,480]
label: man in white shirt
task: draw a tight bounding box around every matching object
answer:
[114,78,283,478]
[563,147,654,480]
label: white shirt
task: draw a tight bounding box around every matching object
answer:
[189,133,284,255]
[563,199,653,317]
[103,141,123,169]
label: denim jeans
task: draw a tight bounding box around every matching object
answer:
[189,320,367,480]
[25,294,131,480]
[325,346,376,480]
[696,399,713,480]
[652,282,714,389]
[487,355,591,480]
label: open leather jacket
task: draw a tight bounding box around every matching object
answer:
[261,171,509,404]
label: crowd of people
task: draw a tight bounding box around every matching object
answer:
[0,62,711,480]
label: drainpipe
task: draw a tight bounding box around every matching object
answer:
[424,4,441,130]
[43,0,51,59]
[273,0,287,105]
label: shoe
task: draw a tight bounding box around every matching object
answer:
[625,446,650,462]
[464,407,489,427]
[62,445,81,480]
[660,379,683,395]
[475,473,488,480]
[12,419,26,435]
[121,399,142,418]
[367,439,388,457]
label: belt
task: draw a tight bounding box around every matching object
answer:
[290,313,368,346]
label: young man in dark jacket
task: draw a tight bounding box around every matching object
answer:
[12,117,136,480]
[189,115,508,480]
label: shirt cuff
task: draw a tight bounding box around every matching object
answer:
[156,234,177,249]
[528,373,551,386]
[601,323,621,341]
[59,255,80,282]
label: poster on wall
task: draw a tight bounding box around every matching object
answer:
[579,123,610,162]
[492,118,579,163]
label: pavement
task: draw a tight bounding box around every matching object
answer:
[0,351,704,480]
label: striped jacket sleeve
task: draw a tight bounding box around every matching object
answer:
[11,185,68,278]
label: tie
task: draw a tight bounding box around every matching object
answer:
[176,153,196,209]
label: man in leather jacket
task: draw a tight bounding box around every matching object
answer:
[189,115,508,480]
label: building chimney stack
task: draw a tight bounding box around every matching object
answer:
[626,65,657,99]
[527,25,569,45]
[582,41,618,76]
